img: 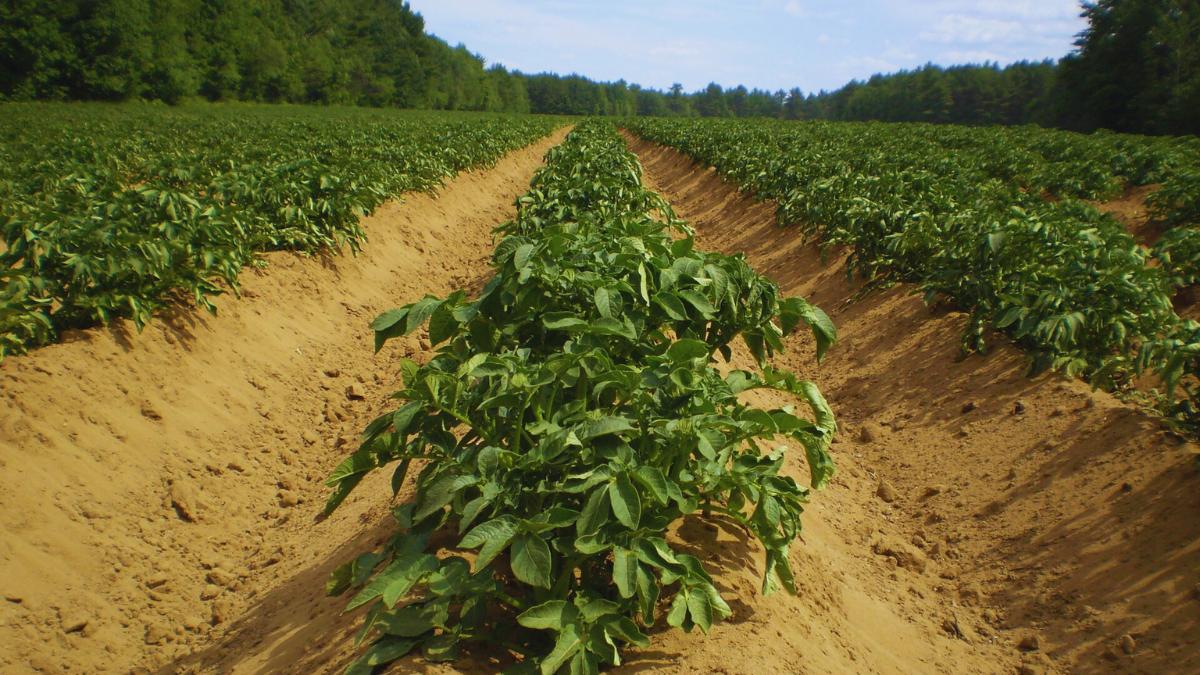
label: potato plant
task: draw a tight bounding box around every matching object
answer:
[323,121,837,674]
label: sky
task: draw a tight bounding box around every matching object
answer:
[409,0,1089,93]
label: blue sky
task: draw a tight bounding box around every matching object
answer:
[409,0,1088,93]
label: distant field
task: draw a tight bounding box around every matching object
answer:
[0,103,559,357]
[626,117,1200,426]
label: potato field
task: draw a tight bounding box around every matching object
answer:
[0,104,1197,675]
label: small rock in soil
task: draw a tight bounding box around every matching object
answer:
[323,368,340,378]
[876,481,898,503]
[1018,634,1041,652]
[206,569,234,587]
[60,612,88,634]
[1120,634,1136,655]
[346,383,366,400]
[145,574,169,589]
[1012,400,1026,415]
[144,622,170,645]
[922,485,946,499]
[871,534,927,573]
[959,583,984,605]
[1018,653,1054,675]
[211,598,235,625]
[278,491,300,508]
[140,402,162,421]
[199,584,220,600]
[858,422,881,443]
[169,481,201,522]
[961,401,977,413]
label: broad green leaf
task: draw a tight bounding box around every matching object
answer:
[576,485,610,536]
[539,623,583,675]
[635,564,659,622]
[344,636,420,675]
[405,296,443,334]
[518,600,579,631]
[326,551,385,596]
[632,466,669,505]
[413,473,474,521]
[458,516,518,570]
[577,416,634,441]
[511,533,553,589]
[612,547,637,598]
[666,338,710,362]
[609,474,641,529]
[679,289,715,318]
[686,586,715,633]
[594,286,614,318]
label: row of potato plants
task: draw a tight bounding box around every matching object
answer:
[625,117,1200,426]
[322,120,838,674]
[0,103,559,358]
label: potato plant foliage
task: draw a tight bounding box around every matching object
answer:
[324,121,837,674]
[626,117,1200,427]
[0,103,559,358]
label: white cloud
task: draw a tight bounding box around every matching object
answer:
[940,49,1008,64]
[920,14,1022,44]
[784,1,806,17]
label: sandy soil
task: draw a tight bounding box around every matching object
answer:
[3,125,1197,675]
[624,134,1200,675]
[1096,184,1163,246]
[0,127,570,675]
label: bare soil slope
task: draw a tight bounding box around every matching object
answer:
[625,134,1200,675]
[0,128,569,674]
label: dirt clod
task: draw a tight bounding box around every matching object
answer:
[60,612,88,634]
[140,402,162,421]
[1018,634,1041,652]
[871,534,927,572]
[858,422,881,443]
[346,383,366,400]
[168,481,201,522]
[144,622,170,645]
[876,481,898,503]
[1120,634,1136,655]
[961,401,977,413]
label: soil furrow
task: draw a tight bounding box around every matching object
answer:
[625,133,1200,675]
[0,127,569,675]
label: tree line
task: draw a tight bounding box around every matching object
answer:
[1,0,1196,136]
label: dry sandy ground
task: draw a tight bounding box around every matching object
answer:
[1,126,1197,675]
